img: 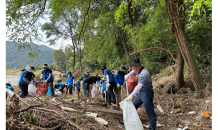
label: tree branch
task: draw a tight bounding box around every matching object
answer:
[130,47,177,62]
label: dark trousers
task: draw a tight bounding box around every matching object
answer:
[83,81,89,97]
[47,81,54,96]
[67,85,73,94]
[19,82,28,98]
[102,90,105,98]
[133,90,157,130]
[107,82,116,105]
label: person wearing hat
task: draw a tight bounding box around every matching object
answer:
[84,75,101,97]
[79,72,90,97]
[123,58,157,130]
[114,65,126,105]
[19,65,35,98]
[40,64,55,96]
[100,65,116,105]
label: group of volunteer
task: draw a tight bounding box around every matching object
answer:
[12,58,157,130]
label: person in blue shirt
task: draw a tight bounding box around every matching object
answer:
[6,83,14,92]
[101,77,106,100]
[40,64,55,96]
[79,72,90,97]
[100,65,116,105]
[60,72,75,95]
[19,65,35,98]
[114,65,126,105]
[54,80,65,90]
[76,80,80,94]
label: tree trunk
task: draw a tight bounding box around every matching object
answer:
[176,0,185,89]
[165,0,204,92]
[119,30,129,61]
[176,49,184,88]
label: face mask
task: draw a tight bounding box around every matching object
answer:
[68,75,70,78]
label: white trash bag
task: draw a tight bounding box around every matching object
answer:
[28,84,37,96]
[119,99,144,130]
[55,90,62,95]
[91,84,98,98]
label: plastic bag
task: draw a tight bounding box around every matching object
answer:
[119,99,143,130]
[47,87,52,97]
[35,82,48,97]
[55,90,62,96]
[28,84,37,96]
[124,69,138,94]
[91,84,98,98]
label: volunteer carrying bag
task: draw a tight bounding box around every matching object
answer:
[35,82,48,97]
[119,99,143,130]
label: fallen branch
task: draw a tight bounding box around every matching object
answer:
[13,103,45,114]
[24,121,62,130]
[36,107,83,130]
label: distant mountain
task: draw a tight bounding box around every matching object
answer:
[6,41,55,68]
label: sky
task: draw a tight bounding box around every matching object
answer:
[6,14,73,50]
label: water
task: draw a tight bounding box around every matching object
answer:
[6,75,20,86]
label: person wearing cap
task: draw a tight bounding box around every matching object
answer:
[124,58,157,130]
[114,65,126,105]
[84,75,101,97]
[40,64,55,96]
[19,65,35,98]
[79,72,90,97]
[100,65,116,105]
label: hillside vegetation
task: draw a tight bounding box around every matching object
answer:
[6,41,55,68]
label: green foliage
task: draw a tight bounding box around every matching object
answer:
[18,112,35,123]
[44,95,49,101]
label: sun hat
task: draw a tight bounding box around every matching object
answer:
[43,63,48,68]
[26,65,35,72]
[100,65,107,70]
[129,58,142,66]
[119,65,126,71]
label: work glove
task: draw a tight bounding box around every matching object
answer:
[106,83,111,88]
[124,74,131,81]
[117,83,120,88]
[126,95,133,102]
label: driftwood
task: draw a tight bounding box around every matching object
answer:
[5,103,45,114]
[36,107,83,130]
[83,105,123,115]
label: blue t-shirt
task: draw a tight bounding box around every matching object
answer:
[102,83,106,91]
[104,69,115,83]
[114,70,126,85]
[76,82,80,89]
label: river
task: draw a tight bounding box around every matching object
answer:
[6,75,20,86]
